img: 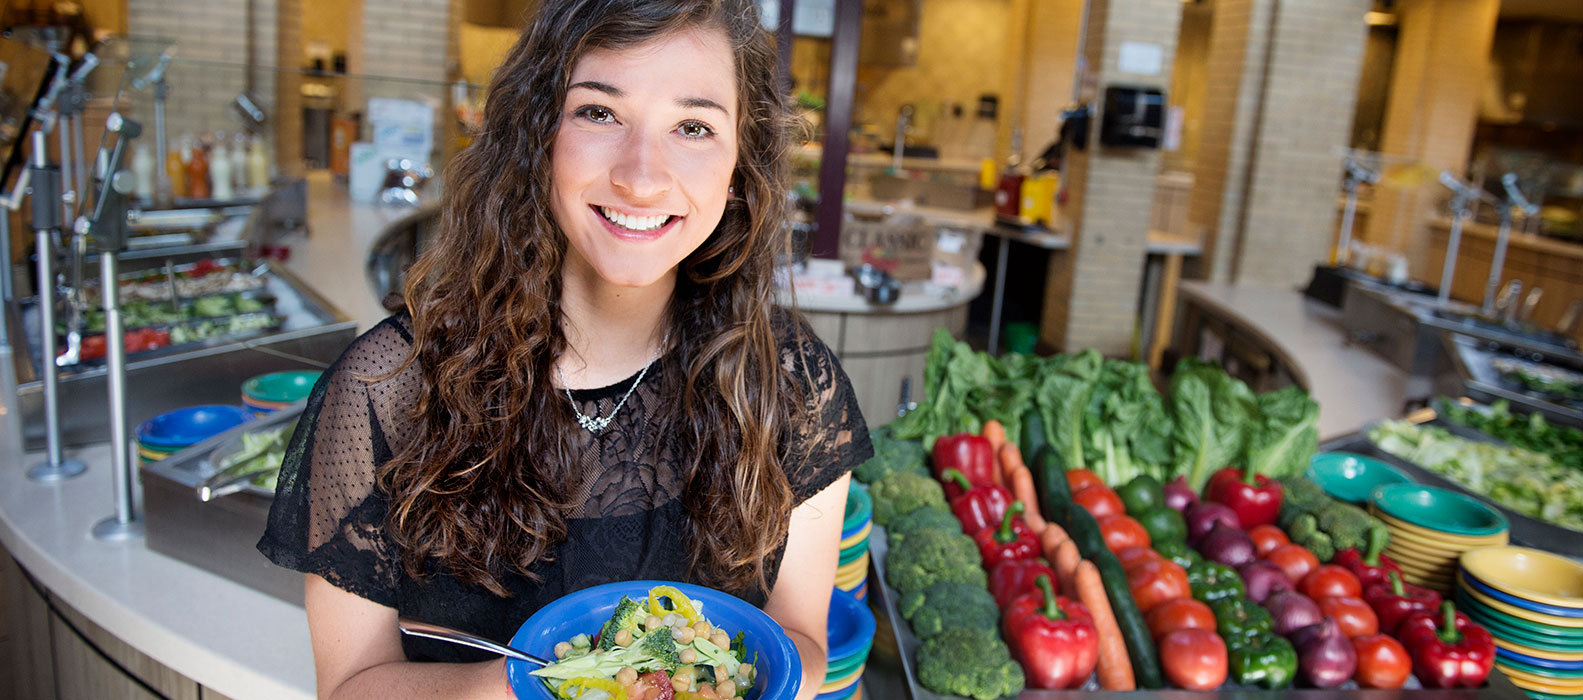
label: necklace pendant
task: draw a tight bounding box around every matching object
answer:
[579,414,611,432]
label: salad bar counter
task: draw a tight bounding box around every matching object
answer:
[848,330,1583,700]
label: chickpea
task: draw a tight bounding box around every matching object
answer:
[615,666,639,686]
[672,675,692,692]
[679,648,698,664]
[553,641,572,659]
[672,626,697,644]
[714,664,729,682]
[738,663,755,681]
[645,615,663,632]
[717,680,737,697]
[710,630,731,649]
[692,620,713,638]
[697,683,717,698]
[613,629,633,647]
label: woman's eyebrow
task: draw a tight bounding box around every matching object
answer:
[570,81,728,116]
[569,80,622,96]
[678,96,729,115]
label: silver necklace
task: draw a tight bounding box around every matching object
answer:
[557,329,671,433]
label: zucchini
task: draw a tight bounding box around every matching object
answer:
[1065,504,1108,561]
[1030,445,1072,529]
[1020,410,1048,474]
[1094,549,1166,689]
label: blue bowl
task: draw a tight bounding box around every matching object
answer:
[814,685,858,700]
[1463,571,1583,619]
[1307,452,1413,504]
[507,580,801,700]
[827,588,875,663]
[135,405,251,448]
[1496,646,1583,672]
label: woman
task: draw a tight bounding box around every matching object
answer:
[257,0,872,697]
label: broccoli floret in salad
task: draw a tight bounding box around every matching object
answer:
[596,596,647,651]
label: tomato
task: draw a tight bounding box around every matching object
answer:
[1159,628,1227,691]
[624,670,677,700]
[1117,546,1164,573]
[1099,514,1152,553]
[1265,544,1320,585]
[1352,634,1412,689]
[1146,597,1217,640]
[1127,559,1191,614]
[1318,596,1379,637]
[1073,486,1125,520]
[1066,468,1106,493]
[1301,565,1363,600]
[1248,524,1290,557]
[80,334,107,362]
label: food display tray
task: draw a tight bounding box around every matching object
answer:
[863,522,1530,700]
[1323,419,1583,561]
[1442,333,1583,430]
[141,405,304,606]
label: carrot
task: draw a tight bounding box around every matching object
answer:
[1077,559,1136,691]
[1005,455,1045,533]
[982,420,1006,483]
[1053,539,1082,599]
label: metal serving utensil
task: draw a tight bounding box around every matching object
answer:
[397,618,549,666]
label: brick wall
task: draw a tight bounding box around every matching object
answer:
[126,0,279,147]
[1042,0,1180,355]
[1188,0,1370,286]
[1362,0,1498,282]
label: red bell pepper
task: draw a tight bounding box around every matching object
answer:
[973,501,1041,568]
[1204,465,1283,528]
[1003,574,1098,689]
[1397,602,1495,689]
[942,469,1013,535]
[1363,571,1443,636]
[989,558,1059,610]
[1333,527,1401,589]
[932,434,996,499]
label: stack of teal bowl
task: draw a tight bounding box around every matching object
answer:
[1457,547,1583,698]
[836,485,872,600]
[817,587,874,700]
[242,370,321,415]
[1306,451,1413,504]
[1368,483,1510,593]
[135,405,251,464]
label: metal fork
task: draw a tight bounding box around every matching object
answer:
[397,619,549,666]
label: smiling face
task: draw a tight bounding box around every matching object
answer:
[550,27,740,293]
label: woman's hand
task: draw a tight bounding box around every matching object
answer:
[305,575,513,699]
[763,473,851,700]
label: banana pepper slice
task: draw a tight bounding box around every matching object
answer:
[647,585,699,625]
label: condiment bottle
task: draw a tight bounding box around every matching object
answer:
[131,143,155,202]
[210,141,234,200]
[187,141,211,200]
[166,145,188,198]
[247,139,269,189]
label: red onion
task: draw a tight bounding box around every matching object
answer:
[1291,617,1358,689]
[1163,476,1199,515]
[1265,590,1324,636]
[1238,560,1293,603]
[1185,502,1242,544]
[1199,521,1257,568]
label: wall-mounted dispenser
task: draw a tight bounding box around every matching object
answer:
[1099,85,1165,148]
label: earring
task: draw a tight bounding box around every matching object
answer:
[728,186,735,195]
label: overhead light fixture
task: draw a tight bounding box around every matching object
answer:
[1365,11,1397,26]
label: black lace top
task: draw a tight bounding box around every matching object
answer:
[257,313,872,662]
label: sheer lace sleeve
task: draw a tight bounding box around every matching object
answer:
[779,318,873,505]
[257,316,424,607]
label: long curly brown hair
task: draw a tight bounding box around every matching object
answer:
[381,0,799,596]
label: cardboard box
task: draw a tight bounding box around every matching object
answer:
[839,211,935,281]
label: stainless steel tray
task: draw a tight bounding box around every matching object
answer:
[141,405,304,606]
[1323,418,1583,560]
[865,512,1529,699]
[1442,332,1583,429]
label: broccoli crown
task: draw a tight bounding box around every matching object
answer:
[1281,474,1330,510]
[622,629,679,671]
[1296,531,1336,562]
[855,431,929,484]
[916,627,1026,700]
[597,596,646,650]
[1315,501,1374,550]
[886,528,986,596]
[870,470,947,526]
[899,582,1000,639]
[887,505,962,541]
[1288,512,1321,543]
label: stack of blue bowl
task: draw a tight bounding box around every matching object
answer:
[817,587,875,700]
[135,405,251,464]
[835,486,872,600]
[1458,547,1583,698]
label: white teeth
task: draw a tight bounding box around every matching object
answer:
[599,206,669,232]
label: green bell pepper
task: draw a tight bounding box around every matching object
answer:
[1136,506,1186,545]
[1154,539,1201,570]
[1117,475,1163,516]
[1188,561,1246,603]
[1210,597,1274,647]
[1228,633,1297,690]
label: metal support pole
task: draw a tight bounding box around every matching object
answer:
[1438,196,1468,308]
[1337,179,1359,267]
[25,131,86,482]
[988,235,1009,355]
[57,110,74,227]
[90,247,140,540]
[1484,207,1513,315]
[154,80,169,206]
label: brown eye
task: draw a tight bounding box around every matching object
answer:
[577,106,615,123]
[678,121,715,139]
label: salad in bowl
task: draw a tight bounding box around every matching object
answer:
[508,581,801,700]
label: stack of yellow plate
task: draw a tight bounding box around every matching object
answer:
[836,486,872,600]
[1457,547,1583,697]
[1369,484,1509,593]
